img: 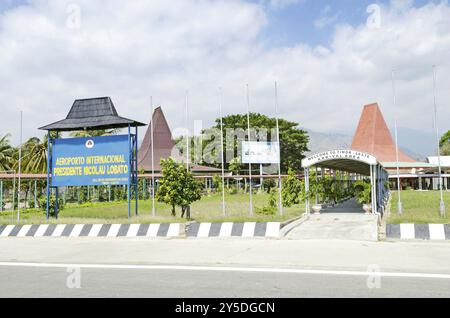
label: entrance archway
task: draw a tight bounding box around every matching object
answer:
[301,149,389,215]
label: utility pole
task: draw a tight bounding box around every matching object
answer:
[432,65,445,217]
[392,70,403,215]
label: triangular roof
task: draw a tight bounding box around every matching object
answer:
[138,107,178,171]
[39,97,145,131]
[138,107,220,172]
[351,103,415,162]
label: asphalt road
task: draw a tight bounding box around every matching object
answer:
[1,264,450,298]
[0,238,449,298]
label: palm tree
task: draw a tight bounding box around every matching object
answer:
[20,136,49,174]
[0,134,14,171]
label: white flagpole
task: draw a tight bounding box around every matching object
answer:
[185,91,190,173]
[219,88,226,216]
[246,84,253,216]
[432,65,446,217]
[274,82,284,216]
[17,110,23,223]
[391,70,403,215]
[150,97,156,217]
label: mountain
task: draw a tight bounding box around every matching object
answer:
[305,130,352,155]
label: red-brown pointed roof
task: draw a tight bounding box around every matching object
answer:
[138,107,179,171]
[138,107,220,172]
[351,103,415,162]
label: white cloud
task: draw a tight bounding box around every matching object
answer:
[314,5,340,29]
[265,0,304,10]
[0,0,449,152]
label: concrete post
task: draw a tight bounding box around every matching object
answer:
[305,168,310,215]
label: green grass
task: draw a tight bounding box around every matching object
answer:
[0,192,304,225]
[388,190,450,224]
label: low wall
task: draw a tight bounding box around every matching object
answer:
[386,224,450,240]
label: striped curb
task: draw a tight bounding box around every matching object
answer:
[186,222,280,238]
[0,223,183,238]
[386,224,450,241]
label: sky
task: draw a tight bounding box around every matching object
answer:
[0,0,449,146]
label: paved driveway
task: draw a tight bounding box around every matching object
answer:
[287,200,379,241]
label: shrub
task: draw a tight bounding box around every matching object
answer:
[353,180,371,205]
[282,168,302,207]
[39,195,65,217]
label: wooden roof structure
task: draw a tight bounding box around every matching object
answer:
[39,97,145,131]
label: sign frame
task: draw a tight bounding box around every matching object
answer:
[51,135,131,187]
[241,141,281,164]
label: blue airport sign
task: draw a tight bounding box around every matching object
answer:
[51,135,130,187]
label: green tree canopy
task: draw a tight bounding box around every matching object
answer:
[440,130,450,148]
[202,113,309,173]
[156,157,202,217]
[70,129,119,138]
[0,134,14,171]
[19,135,49,174]
[441,142,450,156]
[282,168,302,207]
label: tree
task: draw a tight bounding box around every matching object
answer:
[282,168,302,207]
[202,113,309,173]
[353,180,371,205]
[0,134,14,171]
[441,142,450,156]
[228,156,241,175]
[20,136,49,174]
[156,157,202,218]
[440,130,450,148]
[70,129,119,138]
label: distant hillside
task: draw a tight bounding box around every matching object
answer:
[305,130,352,155]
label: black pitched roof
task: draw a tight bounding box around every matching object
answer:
[39,97,146,131]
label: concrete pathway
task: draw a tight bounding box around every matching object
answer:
[320,198,366,213]
[287,199,379,241]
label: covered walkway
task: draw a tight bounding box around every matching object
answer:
[320,198,364,214]
[301,149,389,215]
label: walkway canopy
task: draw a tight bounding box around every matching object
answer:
[301,149,389,215]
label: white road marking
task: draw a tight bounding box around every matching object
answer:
[400,224,415,240]
[242,222,256,237]
[1,262,450,280]
[34,225,49,237]
[266,222,280,237]
[197,223,211,237]
[219,222,233,237]
[429,224,446,241]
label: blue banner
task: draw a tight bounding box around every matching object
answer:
[52,135,130,187]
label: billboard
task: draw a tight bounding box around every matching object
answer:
[242,141,280,164]
[52,135,130,187]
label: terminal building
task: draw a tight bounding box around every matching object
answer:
[137,102,450,190]
[350,103,450,190]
